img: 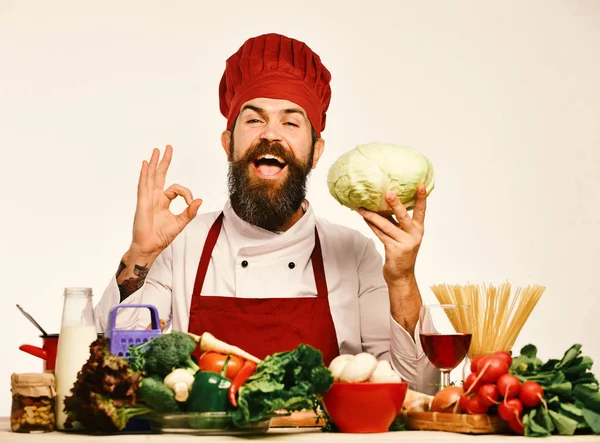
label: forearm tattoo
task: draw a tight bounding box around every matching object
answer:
[117,261,149,302]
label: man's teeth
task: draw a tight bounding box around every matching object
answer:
[258,154,285,163]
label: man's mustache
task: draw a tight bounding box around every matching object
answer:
[238,140,294,165]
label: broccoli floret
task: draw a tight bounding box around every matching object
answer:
[138,377,181,413]
[129,331,199,378]
[127,344,147,372]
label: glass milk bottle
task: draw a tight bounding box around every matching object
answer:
[55,288,97,430]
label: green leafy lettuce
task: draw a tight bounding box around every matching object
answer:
[231,344,333,427]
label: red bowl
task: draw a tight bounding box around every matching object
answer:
[321,381,408,433]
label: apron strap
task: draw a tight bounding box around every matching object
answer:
[311,228,328,299]
[191,212,224,298]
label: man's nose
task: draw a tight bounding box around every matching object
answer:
[260,120,283,142]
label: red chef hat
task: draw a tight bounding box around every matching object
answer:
[219,33,332,137]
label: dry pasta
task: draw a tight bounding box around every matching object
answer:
[430,282,545,357]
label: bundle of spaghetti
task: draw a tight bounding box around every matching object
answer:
[430,282,545,357]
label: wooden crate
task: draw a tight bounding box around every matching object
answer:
[270,410,511,435]
[270,411,323,428]
[399,411,510,434]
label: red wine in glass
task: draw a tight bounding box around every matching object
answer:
[419,333,472,371]
[419,304,472,388]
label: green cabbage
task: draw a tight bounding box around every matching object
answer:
[327,142,435,214]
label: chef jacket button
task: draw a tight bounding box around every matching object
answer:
[241,260,248,268]
[288,262,295,269]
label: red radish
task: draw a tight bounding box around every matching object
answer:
[493,351,512,367]
[498,398,523,422]
[508,416,525,435]
[459,394,471,413]
[477,383,500,407]
[476,355,509,383]
[463,372,481,394]
[466,395,489,414]
[470,355,484,373]
[519,381,545,408]
[497,373,521,398]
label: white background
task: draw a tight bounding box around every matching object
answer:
[1,0,599,417]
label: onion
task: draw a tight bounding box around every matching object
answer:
[431,386,464,413]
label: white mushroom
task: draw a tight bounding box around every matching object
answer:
[328,354,355,381]
[339,352,378,382]
[164,368,195,402]
[368,360,402,383]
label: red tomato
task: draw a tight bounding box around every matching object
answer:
[198,351,244,380]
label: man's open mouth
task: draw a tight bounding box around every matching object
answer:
[252,154,288,178]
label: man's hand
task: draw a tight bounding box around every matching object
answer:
[131,145,203,258]
[117,145,203,301]
[357,185,427,336]
[357,185,426,283]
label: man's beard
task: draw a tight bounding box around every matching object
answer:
[227,139,314,231]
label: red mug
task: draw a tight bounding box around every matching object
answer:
[19,334,59,371]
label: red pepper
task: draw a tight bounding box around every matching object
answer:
[228,360,257,407]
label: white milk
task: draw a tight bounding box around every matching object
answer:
[54,325,97,430]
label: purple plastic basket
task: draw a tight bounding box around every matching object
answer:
[107,304,162,358]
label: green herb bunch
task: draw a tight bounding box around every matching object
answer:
[511,344,600,436]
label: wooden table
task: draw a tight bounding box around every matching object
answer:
[1,417,598,442]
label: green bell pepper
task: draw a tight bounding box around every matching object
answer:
[187,354,232,414]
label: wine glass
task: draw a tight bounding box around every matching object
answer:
[419,304,472,389]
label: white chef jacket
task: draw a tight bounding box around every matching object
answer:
[94,200,440,393]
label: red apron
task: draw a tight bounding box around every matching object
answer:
[188,213,339,366]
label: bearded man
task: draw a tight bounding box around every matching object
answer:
[95,33,439,393]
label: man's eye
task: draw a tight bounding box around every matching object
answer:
[247,119,262,124]
[284,122,299,127]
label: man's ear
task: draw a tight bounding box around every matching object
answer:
[311,138,325,169]
[221,130,232,158]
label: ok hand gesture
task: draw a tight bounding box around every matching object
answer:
[130,145,203,258]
